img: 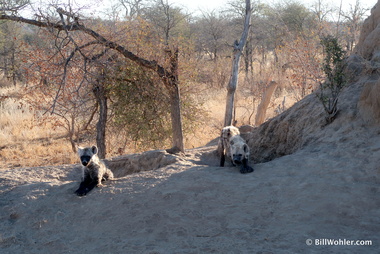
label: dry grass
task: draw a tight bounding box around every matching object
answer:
[0,85,78,169]
[0,140,78,169]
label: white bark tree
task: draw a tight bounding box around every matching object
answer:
[224,0,252,127]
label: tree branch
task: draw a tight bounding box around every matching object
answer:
[0,13,172,82]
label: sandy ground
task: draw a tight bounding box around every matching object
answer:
[1,125,379,254]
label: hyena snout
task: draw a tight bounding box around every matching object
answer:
[233,154,243,165]
[80,155,92,166]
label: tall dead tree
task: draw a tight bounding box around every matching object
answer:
[224,0,251,127]
[93,69,107,159]
[0,6,185,153]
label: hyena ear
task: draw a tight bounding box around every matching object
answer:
[243,144,249,153]
[91,146,98,155]
[77,146,83,155]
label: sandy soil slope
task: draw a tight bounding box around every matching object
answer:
[1,125,379,254]
[1,1,380,253]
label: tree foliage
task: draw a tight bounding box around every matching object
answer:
[317,35,347,124]
[108,61,172,150]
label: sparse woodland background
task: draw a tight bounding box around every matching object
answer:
[0,0,372,168]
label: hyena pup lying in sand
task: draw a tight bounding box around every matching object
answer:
[218,126,254,174]
[75,146,114,196]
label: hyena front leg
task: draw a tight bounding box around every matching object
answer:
[239,158,254,174]
[75,173,98,196]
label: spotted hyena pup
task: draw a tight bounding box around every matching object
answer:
[218,126,254,174]
[75,146,114,196]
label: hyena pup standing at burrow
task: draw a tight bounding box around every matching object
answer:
[75,146,114,196]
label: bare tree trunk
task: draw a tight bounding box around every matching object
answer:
[93,80,107,159]
[255,81,278,126]
[224,0,251,126]
[165,48,184,153]
[11,47,16,86]
[224,47,240,126]
[168,84,184,152]
[69,115,76,153]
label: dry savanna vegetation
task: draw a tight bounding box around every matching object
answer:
[0,0,372,169]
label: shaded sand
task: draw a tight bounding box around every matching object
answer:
[1,126,380,254]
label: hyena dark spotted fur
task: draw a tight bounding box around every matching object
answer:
[75,146,114,196]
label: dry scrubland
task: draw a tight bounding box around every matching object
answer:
[1,2,380,253]
[0,74,294,169]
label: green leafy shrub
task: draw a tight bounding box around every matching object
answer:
[107,60,205,152]
[317,35,347,124]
